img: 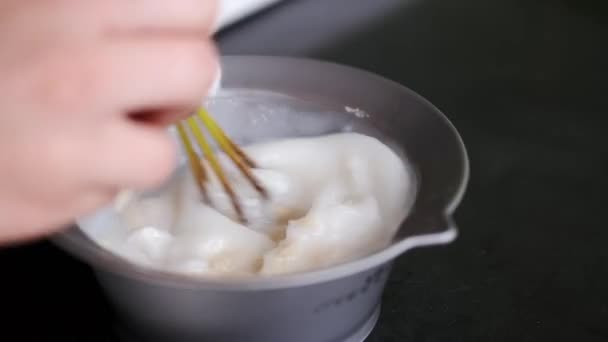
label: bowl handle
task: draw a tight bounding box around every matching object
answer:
[392,212,458,254]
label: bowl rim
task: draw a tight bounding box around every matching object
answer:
[52,55,469,291]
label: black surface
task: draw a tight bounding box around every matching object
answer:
[2,0,608,341]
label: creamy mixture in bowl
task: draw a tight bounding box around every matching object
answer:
[79,132,413,277]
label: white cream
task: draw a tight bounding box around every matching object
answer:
[81,132,413,277]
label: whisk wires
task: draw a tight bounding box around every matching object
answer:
[176,108,268,224]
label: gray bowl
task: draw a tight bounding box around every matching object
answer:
[54,56,469,342]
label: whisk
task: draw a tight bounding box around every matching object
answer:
[175,108,268,224]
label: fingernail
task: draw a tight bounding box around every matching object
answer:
[208,65,222,98]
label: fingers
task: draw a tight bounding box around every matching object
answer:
[95,0,219,36]
[90,121,178,190]
[0,1,219,46]
[91,37,218,115]
[0,186,117,244]
[66,186,119,222]
[77,36,219,191]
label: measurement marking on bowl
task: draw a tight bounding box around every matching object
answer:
[313,265,389,314]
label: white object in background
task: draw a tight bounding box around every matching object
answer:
[215,0,284,31]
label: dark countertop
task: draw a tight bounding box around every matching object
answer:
[2,0,608,341]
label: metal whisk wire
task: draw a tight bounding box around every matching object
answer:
[175,108,268,223]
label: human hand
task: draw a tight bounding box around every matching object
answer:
[0,0,219,242]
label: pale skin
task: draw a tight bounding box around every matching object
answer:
[0,0,219,243]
